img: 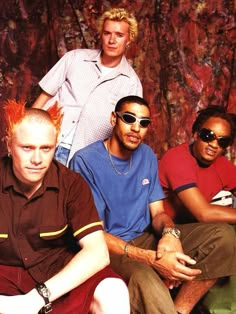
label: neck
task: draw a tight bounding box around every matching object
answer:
[100,53,122,68]
[191,143,212,167]
[105,138,132,159]
[105,139,132,176]
[17,181,42,199]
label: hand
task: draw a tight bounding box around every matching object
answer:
[150,250,202,282]
[163,279,182,289]
[0,290,43,314]
[156,234,184,259]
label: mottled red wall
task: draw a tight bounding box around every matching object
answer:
[0,0,235,162]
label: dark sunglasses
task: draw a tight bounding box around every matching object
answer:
[198,128,232,149]
[116,112,151,128]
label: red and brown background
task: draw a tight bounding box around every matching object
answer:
[0,0,235,162]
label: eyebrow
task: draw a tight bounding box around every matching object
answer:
[125,111,151,119]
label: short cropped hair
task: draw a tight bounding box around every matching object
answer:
[192,105,236,140]
[114,95,149,112]
[97,8,138,41]
[4,100,63,139]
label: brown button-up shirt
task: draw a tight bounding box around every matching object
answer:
[0,156,103,282]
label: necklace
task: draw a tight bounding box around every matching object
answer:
[107,140,132,175]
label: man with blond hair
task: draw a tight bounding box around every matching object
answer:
[0,100,129,314]
[33,7,142,166]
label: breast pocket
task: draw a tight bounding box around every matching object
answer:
[39,224,69,240]
[38,224,77,250]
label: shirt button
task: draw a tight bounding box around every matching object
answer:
[24,257,28,261]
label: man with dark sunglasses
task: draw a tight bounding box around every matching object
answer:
[70,98,236,314]
[159,105,236,313]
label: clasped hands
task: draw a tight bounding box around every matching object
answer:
[150,236,202,289]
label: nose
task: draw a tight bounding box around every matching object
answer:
[131,121,140,132]
[208,138,218,148]
[108,34,116,44]
[31,149,42,164]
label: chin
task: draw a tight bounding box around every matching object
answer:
[200,156,214,165]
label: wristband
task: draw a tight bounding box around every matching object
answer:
[124,243,129,257]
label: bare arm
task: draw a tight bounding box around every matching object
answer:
[149,200,184,254]
[104,200,201,283]
[0,230,109,314]
[45,230,109,301]
[177,186,236,223]
[32,90,53,109]
[150,199,175,234]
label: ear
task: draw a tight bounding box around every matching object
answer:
[193,131,198,142]
[110,112,117,127]
[5,136,11,154]
[126,40,131,48]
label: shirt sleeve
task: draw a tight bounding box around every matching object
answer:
[69,153,107,223]
[126,72,143,97]
[39,50,74,96]
[149,152,165,202]
[159,145,197,194]
[66,169,103,241]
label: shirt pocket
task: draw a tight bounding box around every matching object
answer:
[38,223,78,251]
[39,224,69,240]
[0,225,9,251]
[0,232,8,243]
[0,219,8,243]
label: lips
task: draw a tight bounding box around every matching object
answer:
[205,147,217,157]
[105,46,117,51]
[27,168,44,172]
[128,134,140,143]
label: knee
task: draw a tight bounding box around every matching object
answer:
[90,278,130,314]
[215,223,235,254]
[128,266,168,293]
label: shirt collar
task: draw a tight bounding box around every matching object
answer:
[3,157,59,194]
[84,49,131,77]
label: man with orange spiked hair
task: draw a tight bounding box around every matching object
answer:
[0,100,129,314]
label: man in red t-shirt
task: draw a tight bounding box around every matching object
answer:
[159,105,236,313]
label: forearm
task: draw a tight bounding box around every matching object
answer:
[104,231,156,265]
[32,91,53,109]
[44,242,109,302]
[198,205,236,223]
[104,231,199,283]
[178,187,236,223]
[151,212,175,235]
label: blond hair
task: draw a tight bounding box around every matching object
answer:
[97,8,138,42]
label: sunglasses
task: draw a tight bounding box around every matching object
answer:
[198,128,232,149]
[116,112,151,128]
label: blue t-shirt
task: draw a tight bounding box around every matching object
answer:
[70,141,165,241]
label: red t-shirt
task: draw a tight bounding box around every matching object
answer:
[159,143,236,223]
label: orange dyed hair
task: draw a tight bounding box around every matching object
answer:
[4,99,63,138]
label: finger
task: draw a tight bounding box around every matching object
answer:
[175,252,198,265]
[178,263,202,275]
[156,249,165,259]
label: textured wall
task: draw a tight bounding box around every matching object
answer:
[0,0,235,162]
